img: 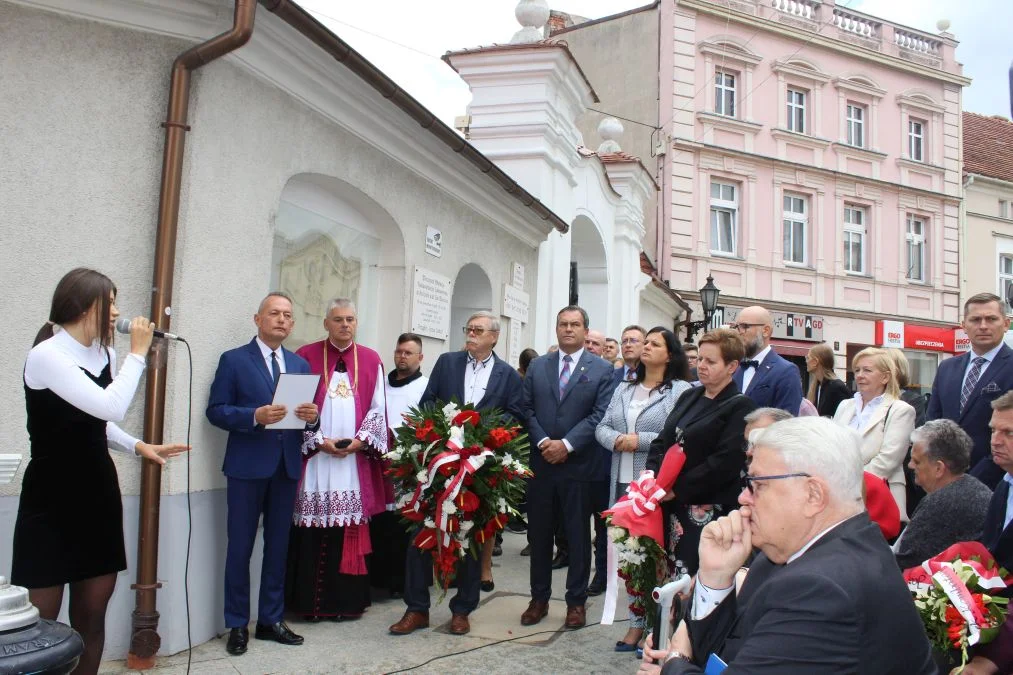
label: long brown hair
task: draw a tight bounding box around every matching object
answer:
[34,268,117,347]
[806,343,838,403]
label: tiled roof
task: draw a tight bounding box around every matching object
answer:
[963,112,1013,184]
[640,252,690,312]
[598,151,643,163]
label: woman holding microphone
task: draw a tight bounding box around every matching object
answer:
[12,268,188,674]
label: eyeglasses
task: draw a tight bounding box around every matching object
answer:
[463,326,493,336]
[621,337,642,345]
[394,350,419,358]
[729,322,764,333]
[740,472,811,494]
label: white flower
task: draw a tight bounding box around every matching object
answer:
[500,453,514,467]
[443,500,458,515]
[460,520,474,535]
[442,402,460,424]
[416,470,428,484]
[424,518,436,529]
[395,493,412,508]
[497,497,508,513]
[627,538,641,552]
[410,444,422,454]
[609,527,626,543]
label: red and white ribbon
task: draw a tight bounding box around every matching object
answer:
[934,565,988,646]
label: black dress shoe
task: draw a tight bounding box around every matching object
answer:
[481,579,495,592]
[254,621,304,646]
[587,572,606,596]
[551,551,569,569]
[520,543,531,556]
[226,627,248,655]
[492,543,503,556]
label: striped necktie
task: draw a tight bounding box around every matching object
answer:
[960,357,987,412]
[559,354,573,397]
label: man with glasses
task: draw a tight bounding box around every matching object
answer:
[614,324,646,385]
[729,306,802,415]
[647,418,934,674]
[390,311,522,637]
[927,292,1013,488]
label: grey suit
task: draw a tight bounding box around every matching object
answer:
[523,350,614,606]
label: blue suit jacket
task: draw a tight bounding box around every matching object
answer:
[927,344,1013,488]
[981,478,1013,571]
[419,350,523,424]
[523,350,615,482]
[733,348,803,414]
[206,338,311,481]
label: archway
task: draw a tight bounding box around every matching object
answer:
[271,173,405,351]
[569,214,609,334]
[449,263,493,352]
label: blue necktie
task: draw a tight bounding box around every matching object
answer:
[271,351,281,387]
[960,357,987,412]
[559,355,572,397]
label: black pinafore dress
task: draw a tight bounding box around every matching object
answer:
[12,357,127,587]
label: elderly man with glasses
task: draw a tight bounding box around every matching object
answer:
[642,417,934,675]
[729,306,803,415]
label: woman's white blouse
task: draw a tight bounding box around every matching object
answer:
[24,328,143,454]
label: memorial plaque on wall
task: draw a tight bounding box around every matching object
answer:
[511,262,525,290]
[506,317,522,367]
[502,284,530,324]
[411,266,452,340]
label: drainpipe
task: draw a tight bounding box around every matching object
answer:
[128,1,256,669]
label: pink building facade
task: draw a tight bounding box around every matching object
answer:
[656,0,969,385]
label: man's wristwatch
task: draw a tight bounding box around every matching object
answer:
[664,650,690,664]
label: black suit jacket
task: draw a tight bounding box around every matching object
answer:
[982,477,1013,571]
[419,350,523,424]
[646,382,756,506]
[814,378,850,418]
[663,514,935,674]
[927,344,1013,488]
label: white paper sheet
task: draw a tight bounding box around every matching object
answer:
[266,373,321,429]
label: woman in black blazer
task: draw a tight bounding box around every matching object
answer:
[646,328,756,578]
[807,343,851,417]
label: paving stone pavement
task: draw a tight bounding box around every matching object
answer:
[99,530,642,674]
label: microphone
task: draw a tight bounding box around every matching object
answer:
[115,317,184,342]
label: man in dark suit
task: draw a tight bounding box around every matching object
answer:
[206,292,319,656]
[521,306,614,629]
[390,311,523,637]
[927,292,1013,488]
[614,324,646,385]
[731,306,802,415]
[648,417,934,674]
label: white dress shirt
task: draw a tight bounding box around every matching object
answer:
[963,342,1003,387]
[741,345,771,392]
[256,337,286,376]
[848,392,885,431]
[464,351,494,405]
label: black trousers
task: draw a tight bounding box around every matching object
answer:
[527,476,592,607]
[591,479,610,577]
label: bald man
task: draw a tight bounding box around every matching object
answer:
[584,330,606,358]
[729,305,803,415]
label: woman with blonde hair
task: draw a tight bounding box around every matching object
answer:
[833,347,916,519]
[806,343,850,417]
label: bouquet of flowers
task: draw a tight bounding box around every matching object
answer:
[600,442,687,629]
[386,400,530,592]
[904,542,1012,668]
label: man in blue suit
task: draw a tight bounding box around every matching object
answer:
[390,311,523,637]
[206,292,319,656]
[520,306,614,629]
[928,292,1013,488]
[731,306,803,415]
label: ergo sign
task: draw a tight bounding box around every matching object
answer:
[875,320,957,353]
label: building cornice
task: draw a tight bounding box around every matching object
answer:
[696,111,764,133]
[832,142,888,160]
[679,0,972,87]
[832,76,887,99]
[770,128,833,150]
[965,174,1013,191]
[896,93,946,115]
[896,157,945,176]
[771,58,831,83]
[698,39,764,65]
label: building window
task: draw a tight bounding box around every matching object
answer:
[715,71,736,117]
[906,215,926,282]
[908,119,924,161]
[1001,200,1010,219]
[846,104,865,148]
[710,181,738,255]
[1000,255,1013,308]
[782,194,808,265]
[843,206,866,274]
[787,88,807,133]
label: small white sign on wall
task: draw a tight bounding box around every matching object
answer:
[411,266,452,340]
[511,262,525,290]
[506,317,523,367]
[502,284,530,324]
[425,226,442,257]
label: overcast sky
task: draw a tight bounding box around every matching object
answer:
[295,0,1012,130]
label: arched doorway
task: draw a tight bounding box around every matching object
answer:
[569,214,609,333]
[271,173,405,350]
[449,263,493,352]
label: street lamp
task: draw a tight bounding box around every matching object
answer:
[684,274,721,343]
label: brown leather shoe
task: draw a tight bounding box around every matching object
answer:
[389,610,429,635]
[449,613,470,635]
[520,599,549,626]
[564,604,586,629]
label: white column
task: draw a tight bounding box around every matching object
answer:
[535,230,572,351]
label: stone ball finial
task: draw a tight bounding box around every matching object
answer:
[511,0,550,44]
[597,117,624,153]
[936,19,951,32]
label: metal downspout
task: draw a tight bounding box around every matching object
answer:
[128,1,256,668]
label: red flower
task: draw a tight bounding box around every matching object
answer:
[415,420,434,441]
[487,475,499,488]
[400,504,426,522]
[453,410,481,426]
[460,445,483,459]
[438,461,459,477]
[486,427,513,449]
[463,473,474,486]
[455,490,480,513]
[413,528,439,550]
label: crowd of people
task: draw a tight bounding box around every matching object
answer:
[13,266,1013,674]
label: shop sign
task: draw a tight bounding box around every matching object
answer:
[875,320,955,353]
[954,328,970,354]
[721,307,824,342]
